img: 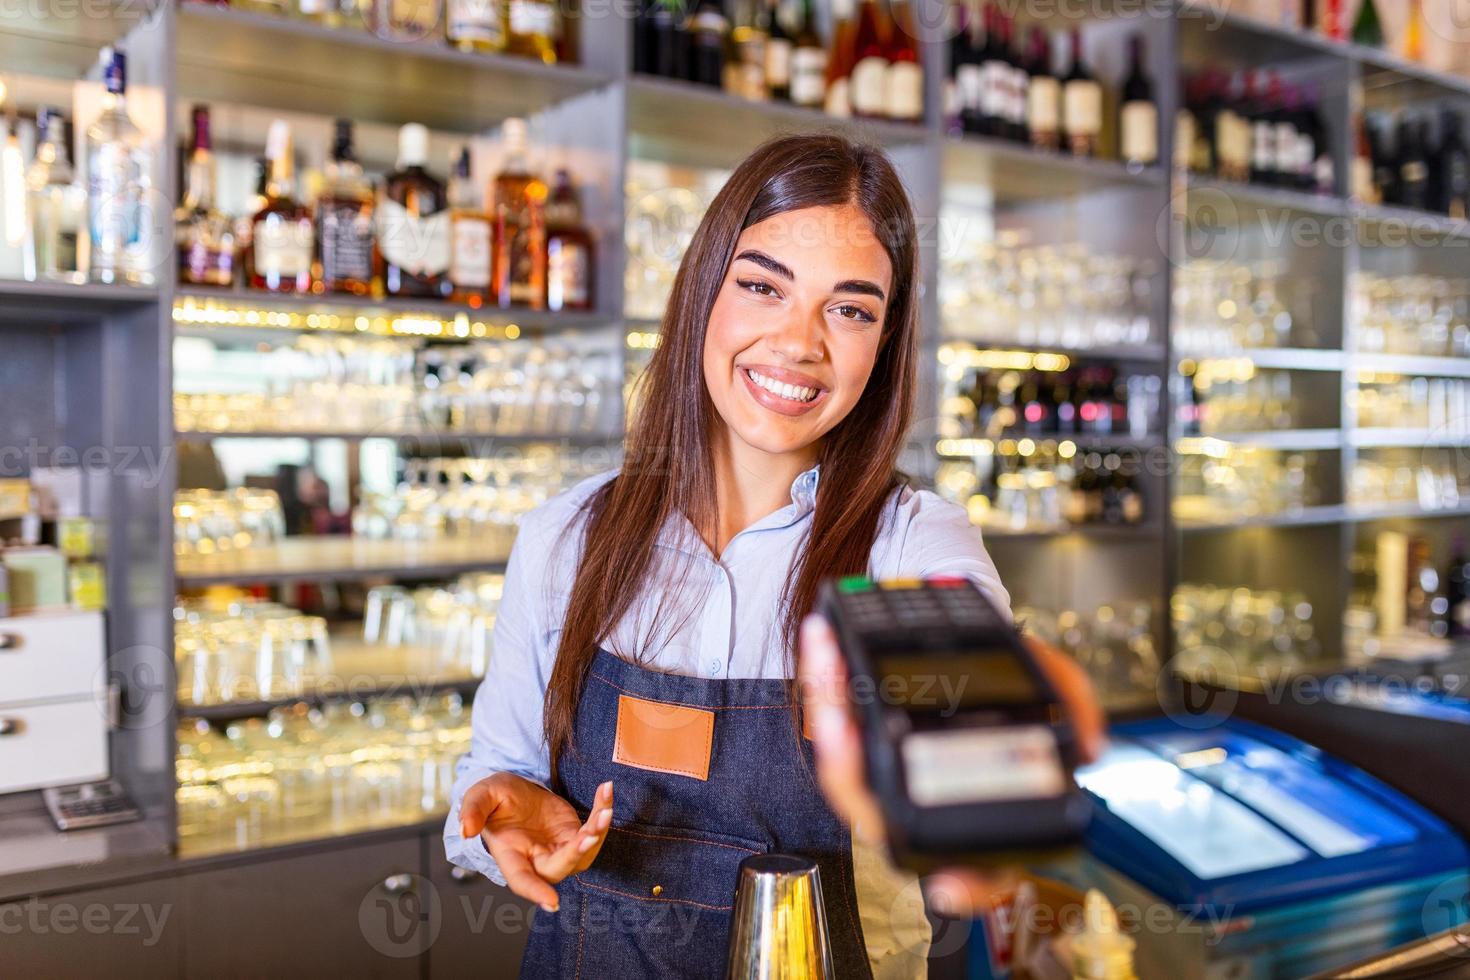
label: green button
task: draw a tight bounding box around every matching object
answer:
[838,576,872,593]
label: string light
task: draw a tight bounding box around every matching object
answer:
[172,298,520,340]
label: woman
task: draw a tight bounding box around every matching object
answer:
[445,133,1102,978]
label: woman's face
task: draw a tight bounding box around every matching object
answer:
[702,203,893,464]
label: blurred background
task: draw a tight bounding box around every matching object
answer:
[3,0,1470,976]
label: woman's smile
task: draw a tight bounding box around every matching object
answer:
[737,363,830,416]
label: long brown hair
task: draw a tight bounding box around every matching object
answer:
[544,134,920,777]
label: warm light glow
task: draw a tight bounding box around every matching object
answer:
[171,299,523,341]
[938,344,1072,373]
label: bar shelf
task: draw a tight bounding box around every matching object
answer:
[175,536,510,587]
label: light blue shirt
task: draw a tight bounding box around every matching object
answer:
[442,464,1010,884]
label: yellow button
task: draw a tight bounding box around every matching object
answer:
[879,579,922,590]
[651,885,663,897]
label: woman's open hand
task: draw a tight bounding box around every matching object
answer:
[797,612,1105,916]
[459,773,615,913]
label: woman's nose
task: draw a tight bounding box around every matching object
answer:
[765,307,824,362]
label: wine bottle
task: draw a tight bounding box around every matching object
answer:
[1248,72,1278,186]
[1000,10,1026,142]
[1060,28,1100,158]
[885,0,923,123]
[764,0,792,101]
[1351,110,1379,204]
[824,0,856,117]
[1433,109,1470,219]
[978,4,1007,138]
[789,0,827,108]
[1397,113,1430,211]
[848,0,890,119]
[1025,27,1059,152]
[953,4,984,135]
[1119,34,1156,170]
[687,0,728,88]
[1368,113,1399,205]
[1351,0,1383,47]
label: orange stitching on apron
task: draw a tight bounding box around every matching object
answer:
[579,878,734,912]
[613,824,762,855]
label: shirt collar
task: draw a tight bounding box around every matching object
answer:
[654,462,823,560]
[790,462,821,514]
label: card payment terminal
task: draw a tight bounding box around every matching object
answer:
[817,576,1091,865]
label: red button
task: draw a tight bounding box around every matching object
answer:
[926,576,968,588]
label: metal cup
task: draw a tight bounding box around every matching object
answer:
[725,854,834,980]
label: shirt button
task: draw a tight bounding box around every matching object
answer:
[708,658,721,676]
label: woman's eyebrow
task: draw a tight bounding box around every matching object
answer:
[833,279,886,301]
[733,249,795,280]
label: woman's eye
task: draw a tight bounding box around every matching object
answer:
[832,304,877,323]
[738,278,779,297]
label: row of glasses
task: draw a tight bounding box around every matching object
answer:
[1353,273,1470,358]
[1173,260,1306,354]
[1349,451,1469,512]
[1182,365,1298,435]
[363,573,505,679]
[174,488,287,557]
[1353,375,1470,434]
[1171,583,1322,679]
[417,338,621,437]
[1017,602,1160,707]
[175,695,473,850]
[623,161,726,321]
[1171,444,1316,525]
[939,240,1154,350]
[174,597,333,707]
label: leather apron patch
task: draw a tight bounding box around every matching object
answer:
[612,694,715,781]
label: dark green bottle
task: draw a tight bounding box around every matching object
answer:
[1351,0,1384,47]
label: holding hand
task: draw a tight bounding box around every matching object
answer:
[459,773,615,913]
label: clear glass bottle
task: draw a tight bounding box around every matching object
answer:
[376,122,451,298]
[175,105,236,288]
[25,107,88,284]
[447,146,492,307]
[246,119,315,293]
[315,119,376,296]
[544,168,593,312]
[87,47,155,286]
[491,118,546,309]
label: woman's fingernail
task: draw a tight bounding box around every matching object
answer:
[600,780,613,795]
[541,902,557,914]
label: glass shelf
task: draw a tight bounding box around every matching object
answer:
[175,536,510,586]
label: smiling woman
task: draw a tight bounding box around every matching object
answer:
[444,134,1018,980]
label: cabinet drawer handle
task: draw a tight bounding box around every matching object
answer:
[381,873,414,895]
[0,718,23,736]
[450,866,477,884]
[0,633,20,651]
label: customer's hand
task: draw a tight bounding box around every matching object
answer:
[459,773,614,913]
[797,613,1105,916]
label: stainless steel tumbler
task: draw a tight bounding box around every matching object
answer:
[724,854,835,980]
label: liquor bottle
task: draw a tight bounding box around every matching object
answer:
[1215,72,1248,183]
[297,0,361,28]
[788,0,826,109]
[377,122,451,298]
[1060,28,1100,158]
[764,0,792,101]
[25,107,88,284]
[633,0,655,74]
[1118,34,1156,171]
[315,119,375,296]
[0,115,24,280]
[647,0,689,79]
[505,0,559,62]
[1351,0,1383,47]
[246,120,314,293]
[368,0,442,42]
[447,146,492,306]
[848,0,890,119]
[174,105,235,288]
[1247,72,1277,186]
[1026,27,1059,152]
[1306,86,1335,195]
[491,118,547,309]
[87,47,154,286]
[730,0,769,101]
[1351,111,1379,205]
[978,5,1006,137]
[824,0,856,117]
[1278,85,1308,191]
[952,4,983,135]
[544,168,593,312]
[1432,109,1470,219]
[1321,0,1344,39]
[688,0,729,88]
[1402,0,1424,62]
[885,0,922,123]
[1446,537,1470,638]
[1397,113,1430,211]
[1001,11,1027,143]
[447,0,506,52]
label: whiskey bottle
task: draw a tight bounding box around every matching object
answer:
[246,119,314,293]
[505,0,558,62]
[87,47,155,285]
[545,168,593,312]
[448,146,492,307]
[377,122,451,298]
[491,118,547,309]
[25,107,88,284]
[316,119,375,296]
[175,105,236,288]
[447,0,506,52]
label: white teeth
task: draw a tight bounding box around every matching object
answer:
[746,369,818,403]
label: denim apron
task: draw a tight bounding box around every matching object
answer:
[519,648,873,979]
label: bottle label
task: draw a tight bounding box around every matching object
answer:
[319,199,374,283]
[980,60,1007,120]
[449,0,504,43]
[508,0,554,37]
[502,218,545,305]
[765,38,792,88]
[1009,66,1029,125]
[1121,100,1158,165]
[790,47,827,106]
[956,64,983,113]
[377,199,451,277]
[451,214,492,288]
[1252,121,1276,172]
[885,61,923,121]
[547,237,589,308]
[1062,80,1101,137]
[1274,121,1298,175]
[825,77,851,118]
[87,143,145,269]
[253,214,313,278]
[1027,75,1060,133]
[850,56,888,115]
